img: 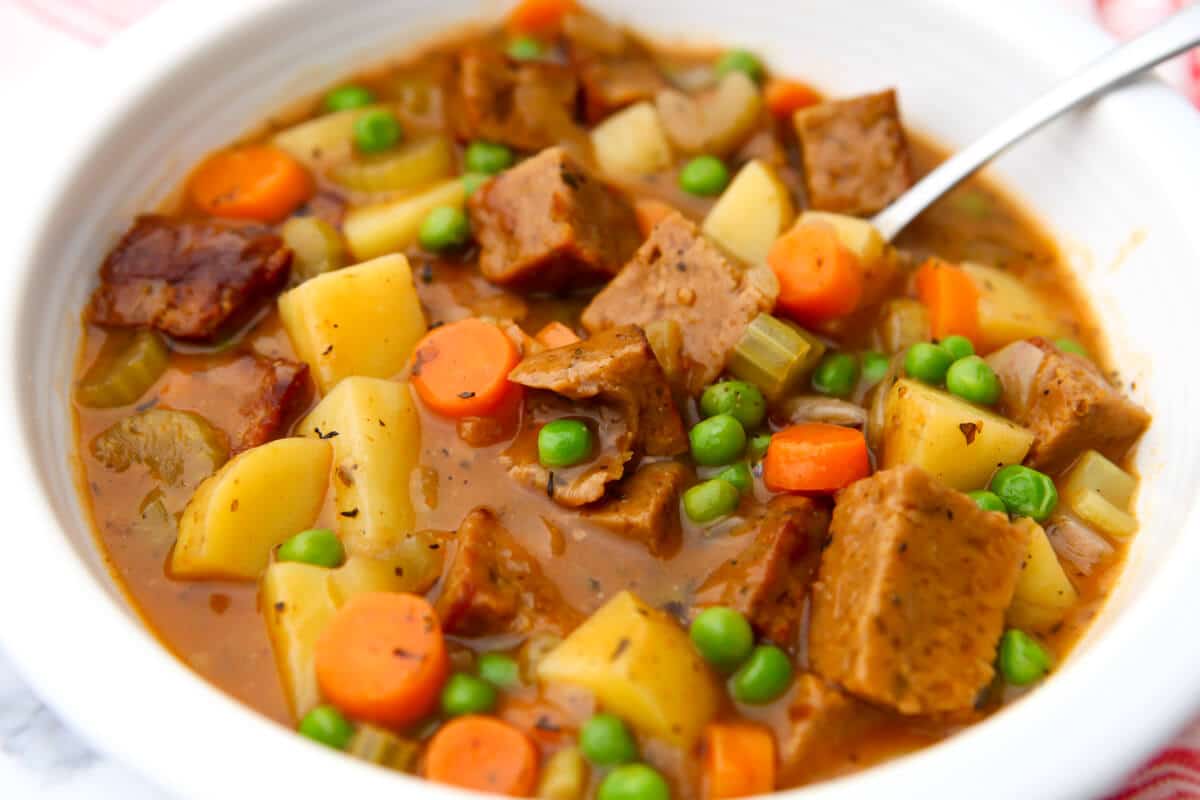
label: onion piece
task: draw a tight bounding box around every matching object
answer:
[778,395,868,428]
[985,339,1047,417]
[865,353,905,451]
[1044,514,1114,577]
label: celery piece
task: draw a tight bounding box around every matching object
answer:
[329,136,453,194]
[346,724,420,772]
[727,313,825,400]
[281,216,346,282]
[76,330,169,409]
[91,409,229,488]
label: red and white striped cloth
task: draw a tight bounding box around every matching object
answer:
[1,0,1197,797]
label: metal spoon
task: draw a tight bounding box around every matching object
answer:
[872,4,1200,242]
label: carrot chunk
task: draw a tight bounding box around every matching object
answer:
[189,146,313,223]
[424,715,539,796]
[507,0,576,35]
[535,321,582,349]
[411,318,521,418]
[703,723,776,800]
[915,258,980,345]
[763,423,870,493]
[314,592,448,727]
[765,79,820,118]
[769,221,863,325]
[633,198,678,238]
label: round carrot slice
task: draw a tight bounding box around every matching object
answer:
[769,221,863,325]
[411,318,521,418]
[424,715,539,796]
[189,145,314,223]
[314,592,448,727]
[763,423,870,494]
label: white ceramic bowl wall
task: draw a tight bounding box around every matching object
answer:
[3,1,1200,798]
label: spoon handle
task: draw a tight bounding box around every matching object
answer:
[872,4,1200,242]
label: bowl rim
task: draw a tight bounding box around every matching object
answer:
[4,1,1200,798]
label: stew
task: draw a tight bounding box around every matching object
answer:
[71,3,1150,797]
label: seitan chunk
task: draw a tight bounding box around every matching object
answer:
[778,674,892,786]
[469,146,641,290]
[693,496,830,648]
[793,90,913,216]
[809,465,1028,714]
[581,212,774,392]
[87,215,291,340]
[582,461,689,556]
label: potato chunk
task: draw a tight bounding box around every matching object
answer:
[702,160,793,266]
[960,262,1064,352]
[537,591,718,746]
[590,101,673,178]
[172,438,332,579]
[1007,519,1079,631]
[299,377,422,559]
[796,211,885,265]
[279,254,426,393]
[343,178,466,261]
[881,379,1034,491]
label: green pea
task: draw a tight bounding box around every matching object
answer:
[683,479,741,524]
[730,645,793,704]
[538,419,593,468]
[989,464,1058,521]
[440,673,497,717]
[967,490,1008,514]
[462,172,491,197]
[579,713,638,765]
[812,353,860,398]
[324,84,375,112]
[465,140,514,175]
[699,381,766,429]
[748,434,772,462]
[998,629,1051,686]
[945,355,1001,405]
[904,342,954,385]
[861,351,890,386]
[277,528,344,568]
[298,705,354,750]
[714,49,765,84]
[477,653,520,688]
[690,607,754,672]
[353,108,402,153]
[1055,338,1090,358]
[690,414,747,466]
[598,764,670,800]
[717,463,753,493]
[419,206,471,251]
[679,156,730,196]
[939,335,975,361]
[507,36,544,60]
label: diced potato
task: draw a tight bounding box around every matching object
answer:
[330,136,454,194]
[536,746,589,800]
[960,262,1064,352]
[1061,450,1138,540]
[797,211,885,265]
[702,160,793,266]
[278,254,426,393]
[591,102,673,178]
[874,298,931,354]
[656,72,762,156]
[272,105,391,168]
[881,379,1034,491]
[1008,519,1079,631]
[172,438,332,580]
[262,556,418,716]
[537,591,718,746]
[343,178,465,261]
[299,377,422,559]
[281,216,345,283]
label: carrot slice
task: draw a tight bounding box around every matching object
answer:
[763,423,870,493]
[769,221,864,325]
[507,0,576,35]
[704,723,776,800]
[765,79,820,118]
[535,321,582,349]
[633,198,677,238]
[915,258,980,346]
[424,715,539,796]
[189,146,313,223]
[314,592,448,727]
[411,318,521,418]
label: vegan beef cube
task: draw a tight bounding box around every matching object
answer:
[455,46,580,152]
[582,461,690,556]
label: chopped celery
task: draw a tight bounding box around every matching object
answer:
[537,746,590,800]
[346,723,420,772]
[329,135,453,194]
[1061,450,1137,540]
[281,216,346,282]
[727,313,825,400]
[76,330,169,409]
[91,409,229,488]
[1069,489,1137,540]
[874,298,930,354]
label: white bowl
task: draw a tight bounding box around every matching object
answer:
[3,0,1200,797]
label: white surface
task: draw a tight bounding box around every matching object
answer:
[1,1,1199,799]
